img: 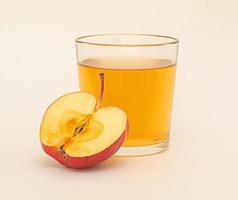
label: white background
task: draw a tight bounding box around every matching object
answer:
[1,0,238,199]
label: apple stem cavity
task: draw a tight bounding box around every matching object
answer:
[95,73,104,110]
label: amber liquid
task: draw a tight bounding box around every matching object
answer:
[78,58,176,147]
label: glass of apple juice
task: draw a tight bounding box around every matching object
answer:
[75,34,179,156]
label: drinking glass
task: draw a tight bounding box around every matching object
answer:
[75,34,179,156]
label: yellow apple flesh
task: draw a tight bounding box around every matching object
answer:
[40,92,128,168]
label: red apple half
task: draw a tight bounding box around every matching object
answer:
[40,74,128,168]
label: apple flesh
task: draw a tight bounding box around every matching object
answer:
[40,74,128,168]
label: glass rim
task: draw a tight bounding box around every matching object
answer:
[75,34,179,47]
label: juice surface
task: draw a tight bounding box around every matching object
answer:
[78,58,176,146]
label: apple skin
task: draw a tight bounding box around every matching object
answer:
[41,122,128,169]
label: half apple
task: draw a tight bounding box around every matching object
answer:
[40,74,128,168]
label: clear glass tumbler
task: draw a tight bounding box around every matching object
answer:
[75,34,179,156]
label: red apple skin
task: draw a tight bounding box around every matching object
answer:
[41,123,128,169]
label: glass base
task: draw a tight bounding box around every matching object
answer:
[115,140,169,157]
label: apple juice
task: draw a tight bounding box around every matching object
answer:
[78,58,176,147]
